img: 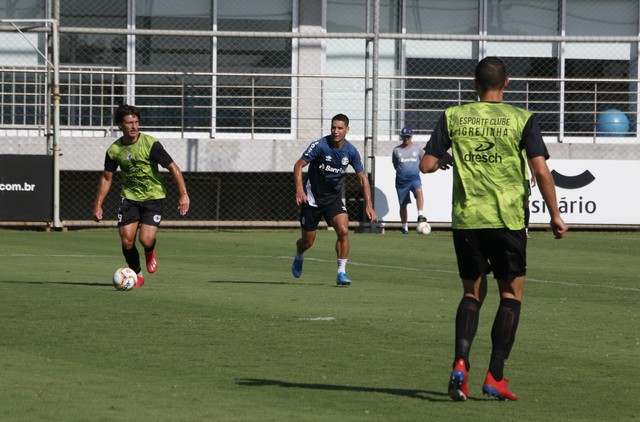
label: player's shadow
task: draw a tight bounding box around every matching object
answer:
[235,378,453,402]
[0,280,106,287]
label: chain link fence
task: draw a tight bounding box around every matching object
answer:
[2,0,640,227]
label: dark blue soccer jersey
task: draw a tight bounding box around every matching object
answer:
[301,135,364,206]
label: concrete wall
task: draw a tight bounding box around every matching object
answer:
[2,136,640,172]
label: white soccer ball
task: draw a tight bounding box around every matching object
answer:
[113,267,138,291]
[417,221,432,235]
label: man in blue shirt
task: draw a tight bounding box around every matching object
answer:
[292,114,377,285]
[392,125,428,233]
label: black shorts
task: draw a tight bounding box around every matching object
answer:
[299,197,348,231]
[117,198,164,227]
[452,228,527,281]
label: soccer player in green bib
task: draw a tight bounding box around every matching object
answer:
[421,57,567,401]
[92,105,190,288]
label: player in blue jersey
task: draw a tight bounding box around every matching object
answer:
[392,125,428,234]
[291,114,377,286]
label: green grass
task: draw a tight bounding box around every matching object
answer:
[0,228,638,421]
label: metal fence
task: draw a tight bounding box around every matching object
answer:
[2,0,640,228]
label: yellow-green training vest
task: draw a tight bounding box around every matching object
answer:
[106,133,167,201]
[445,102,532,230]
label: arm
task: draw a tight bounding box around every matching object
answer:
[357,172,378,222]
[419,154,440,174]
[529,156,568,239]
[293,158,309,205]
[92,171,114,222]
[167,162,190,216]
[420,113,453,173]
[528,161,537,188]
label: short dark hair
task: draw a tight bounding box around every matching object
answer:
[114,104,140,124]
[331,113,349,127]
[474,57,507,90]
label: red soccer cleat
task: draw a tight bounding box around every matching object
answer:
[145,250,157,274]
[135,272,145,288]
[482,371,518,401]
[448,358,468,401]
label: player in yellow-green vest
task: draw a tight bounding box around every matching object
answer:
[92,104,190,288]
[420,57,567,402]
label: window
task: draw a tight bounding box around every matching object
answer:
[405,58,476,132]
[135,0,213,131]
[406,0,477,34]
[216,0,293,134]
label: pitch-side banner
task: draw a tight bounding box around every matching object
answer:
[0,155,53,221]
[374,158,640,225]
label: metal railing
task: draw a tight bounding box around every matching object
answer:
[2,65,639,141]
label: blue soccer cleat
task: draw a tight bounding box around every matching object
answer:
[292,257,303,278]
[336,272,352,286]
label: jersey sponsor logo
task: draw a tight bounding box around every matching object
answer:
[463,142,503,164]
[318,163,345,174]
[551,169,595,189]
[474,141,495,152]
[452,126,510,137]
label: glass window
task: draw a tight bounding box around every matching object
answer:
[405,58,477,132]
[60,0,127,66]
[406,0,477,34]
[61,0,127,28]
[136,0,212,71]
[487,0,558,35]
[501,57,560,136]
[135,0,213,131]
[564,59,634,137]
[216,0,293,134]
[0,0,45,19]
[566,0,638,36]
[327,0,397,33]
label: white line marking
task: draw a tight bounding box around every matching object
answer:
[1,253,637,293]
[299,316,336,321]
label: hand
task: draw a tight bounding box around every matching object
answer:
[92,206,103,223]
[438,152,453,170]
[295,190,308,206]
[550,216,568,239]
[178,194,190,216]
[366,206,378,223]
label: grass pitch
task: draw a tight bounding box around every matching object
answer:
[0,228,638,421]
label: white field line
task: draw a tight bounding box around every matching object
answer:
[1,252,638,293]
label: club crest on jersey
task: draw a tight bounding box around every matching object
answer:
[341,157,349,166]
[126,152,134,160]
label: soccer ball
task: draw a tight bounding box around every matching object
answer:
[417,221,432,235]
[113,267,138,291]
